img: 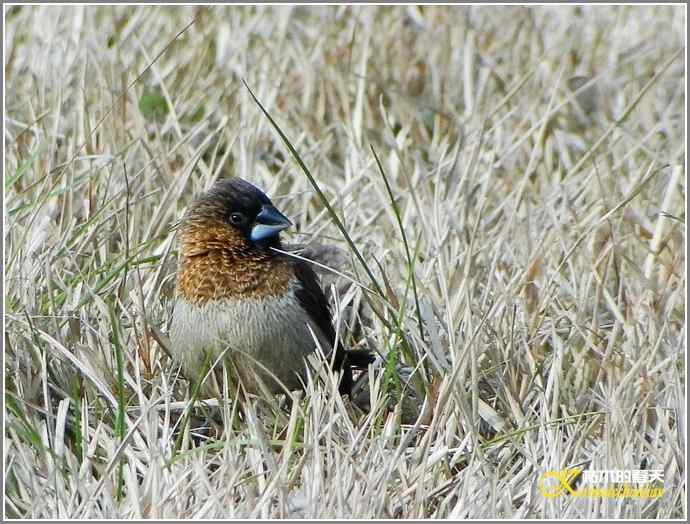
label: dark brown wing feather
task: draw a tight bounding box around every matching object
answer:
[292,259,372,395]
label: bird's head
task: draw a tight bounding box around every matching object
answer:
[178,177,292,258]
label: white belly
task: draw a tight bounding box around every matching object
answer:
[169,287,330,394]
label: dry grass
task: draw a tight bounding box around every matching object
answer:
[3,4,686,519]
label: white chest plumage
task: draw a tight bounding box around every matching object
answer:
[169,285,330,393]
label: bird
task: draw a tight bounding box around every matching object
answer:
[169,177,372,398]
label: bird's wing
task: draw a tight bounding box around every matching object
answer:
[292,259,340,356]
[292,258,373,394]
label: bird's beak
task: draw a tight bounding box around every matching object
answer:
[250,204,292,242]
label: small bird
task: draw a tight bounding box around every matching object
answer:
[169,177,370,397]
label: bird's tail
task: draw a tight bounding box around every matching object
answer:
[344,349,375,369]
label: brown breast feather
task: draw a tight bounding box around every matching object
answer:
[176,219,294,304]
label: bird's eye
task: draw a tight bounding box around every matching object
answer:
[229,212,246,225]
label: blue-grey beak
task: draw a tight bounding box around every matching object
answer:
[250,204,292,242]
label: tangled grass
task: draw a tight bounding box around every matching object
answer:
[4,4,686,518]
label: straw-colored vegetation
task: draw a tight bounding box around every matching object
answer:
[4,4,685,519]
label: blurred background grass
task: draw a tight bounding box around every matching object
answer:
[4,4,686,518]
